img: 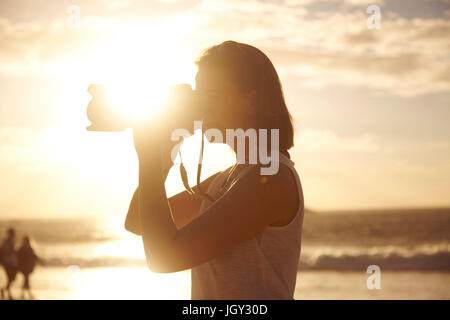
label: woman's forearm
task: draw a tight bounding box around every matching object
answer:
[137,152,178,270]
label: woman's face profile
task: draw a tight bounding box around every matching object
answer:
[195,67,256,141]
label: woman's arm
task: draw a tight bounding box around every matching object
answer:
[135,138,299,273]
[125,171,220,234]
[33,252,45,266]
[168,172,220,229]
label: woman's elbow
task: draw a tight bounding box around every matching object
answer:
[124,219,142,236]
[144,251,188,274]
[145,256,168,273]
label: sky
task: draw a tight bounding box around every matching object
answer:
[0,0,449,218]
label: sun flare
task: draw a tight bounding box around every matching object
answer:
[83,19,197,125]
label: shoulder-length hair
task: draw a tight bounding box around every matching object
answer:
[195,40,295,151]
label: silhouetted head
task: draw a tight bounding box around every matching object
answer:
[195,40,294,151]
[21,235,32,248]
[7,228,15,239]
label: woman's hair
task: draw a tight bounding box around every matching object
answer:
[21,235,33,247]
[195,40,295,151]
[182,41,295,202]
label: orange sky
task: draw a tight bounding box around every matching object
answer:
[0,0,449,218]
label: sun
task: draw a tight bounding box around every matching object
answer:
[85,19,198,126]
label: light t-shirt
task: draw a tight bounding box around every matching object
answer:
[191,153,304,299]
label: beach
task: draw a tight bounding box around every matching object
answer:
[2,267,450,300]
[1,208,449,300]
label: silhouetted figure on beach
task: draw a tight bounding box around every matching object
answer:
[0,228,18,300]
[17,235,44,300]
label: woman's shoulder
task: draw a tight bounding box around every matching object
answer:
[238,162,302,221]
[231,163,299,200]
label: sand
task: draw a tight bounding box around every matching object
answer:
[1,267,449,300]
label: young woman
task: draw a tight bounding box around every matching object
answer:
[16,235,44,300]
[125,40,304,299]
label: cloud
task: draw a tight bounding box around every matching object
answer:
[293,128,450,210]
[186,1,450,95]
[297,129,381,153]
[0,18,98,68]
[0,1,449,96]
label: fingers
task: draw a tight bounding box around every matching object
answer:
[162,84,203,134]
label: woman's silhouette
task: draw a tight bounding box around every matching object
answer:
[0,228,18,300]
[17,235,44,300]
[125,40,304,299]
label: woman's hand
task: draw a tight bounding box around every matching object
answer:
[132,84,201,168]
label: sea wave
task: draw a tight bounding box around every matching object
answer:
[299,243,450,271]
[3,213,449,271]
[37,243,450,271]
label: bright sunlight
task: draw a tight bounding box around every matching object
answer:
[81,18,198,126]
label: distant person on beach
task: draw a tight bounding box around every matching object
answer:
[0,228,18,300]
[121,41,305,299]
[16,235,44,300]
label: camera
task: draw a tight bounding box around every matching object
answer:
[86,83,206,133]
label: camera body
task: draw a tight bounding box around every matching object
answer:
[86,83,205,133]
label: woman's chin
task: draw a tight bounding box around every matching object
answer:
[206,136,223,144]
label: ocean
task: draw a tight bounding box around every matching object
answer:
[1,208,449,299]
